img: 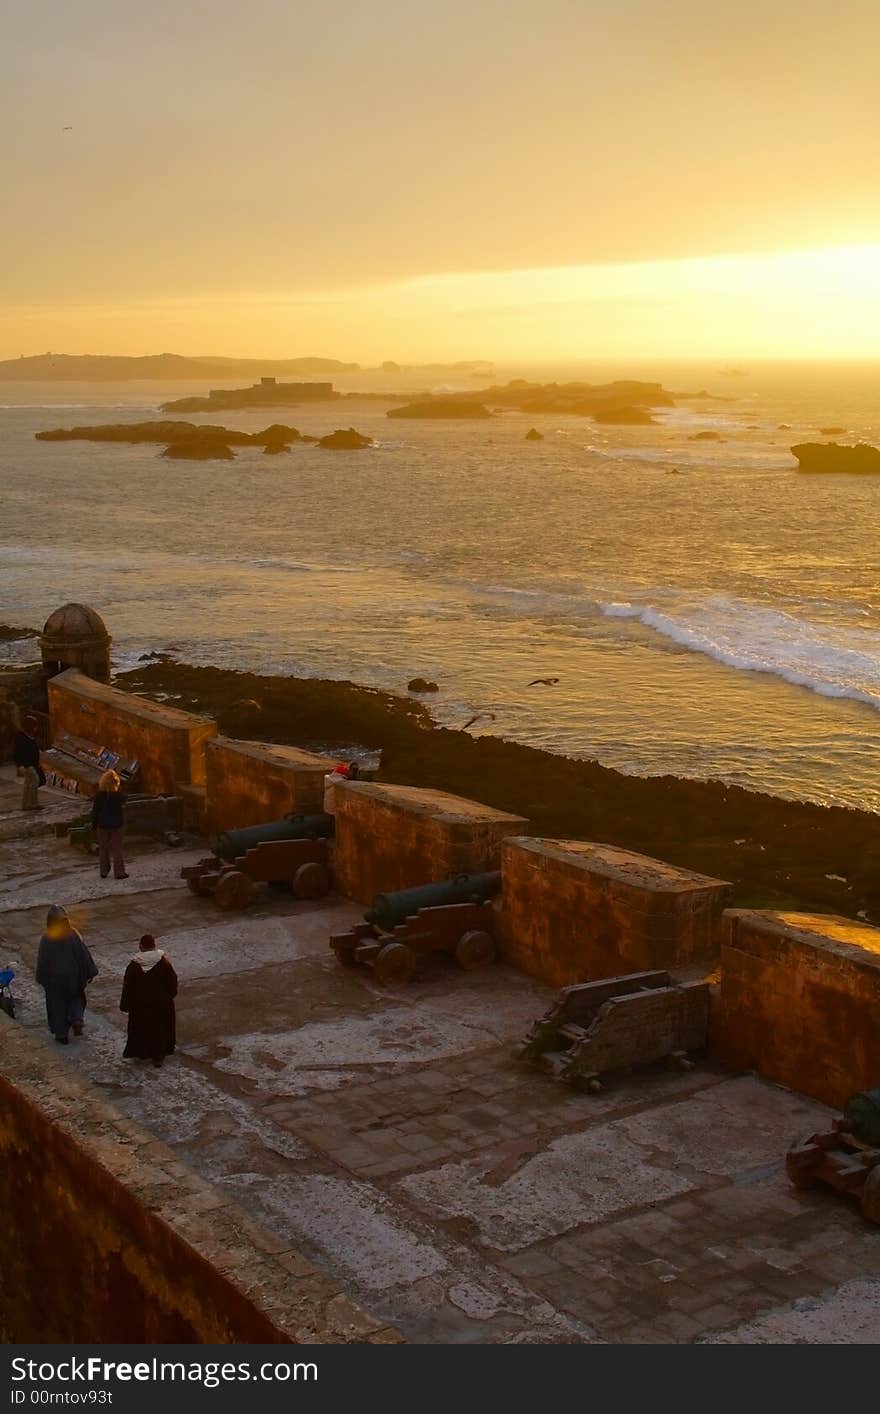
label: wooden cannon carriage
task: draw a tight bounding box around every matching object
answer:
[182,814,334,910]
[787,1091,880,1225]
[514,969,710,1091]
[330,872,501,984]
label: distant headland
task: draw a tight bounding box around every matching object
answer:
[0,352,494,382]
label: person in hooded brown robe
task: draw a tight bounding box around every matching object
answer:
[120,934,177,1067]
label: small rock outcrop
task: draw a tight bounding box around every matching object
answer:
[408,677,439,693]
[525,428,544,440]
[820,426,846,435]
[791,442,880,474]
[318,428,373,450]
[688,430,724,441]
[254,423,301,446]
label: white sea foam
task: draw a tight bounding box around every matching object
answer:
[601,596,880,711]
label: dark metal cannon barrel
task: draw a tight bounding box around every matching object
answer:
[214,813,334,861]
[365,871,502,932]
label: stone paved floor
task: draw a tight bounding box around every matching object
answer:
[2,765,879,1343]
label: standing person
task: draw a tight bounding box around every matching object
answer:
[13,714,44,811]
[35,905,98,1044]
[119,935,178,1068]
[322,761,359,815]
[91,769,129,880]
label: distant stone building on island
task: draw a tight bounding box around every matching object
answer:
[162,377,337,413]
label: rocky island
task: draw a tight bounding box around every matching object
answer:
[35,419,372,459]
[791,442,880,474]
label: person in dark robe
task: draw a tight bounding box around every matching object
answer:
[120,934,177,1068]
[35,905,98,1044]
[13,715,45,811]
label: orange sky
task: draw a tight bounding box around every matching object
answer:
[3,0,879,360]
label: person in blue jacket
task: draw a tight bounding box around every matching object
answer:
[35,905,98,1044]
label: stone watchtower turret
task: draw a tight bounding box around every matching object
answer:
[39,603,112,685]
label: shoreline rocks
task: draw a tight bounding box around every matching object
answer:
[115,658,880,922]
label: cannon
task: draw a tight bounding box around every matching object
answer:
[786,1090,880,1225]
[514,970,710,1092]
[182,813,334,910]
[330,871,502,984]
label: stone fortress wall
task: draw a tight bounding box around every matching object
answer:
[43,666,880,1113]
[4,621,880,1343]
[0,1021,398,1344]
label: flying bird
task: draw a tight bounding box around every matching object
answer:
[527,676,560,687]
[463,711,496,731]
[62,125,73,130]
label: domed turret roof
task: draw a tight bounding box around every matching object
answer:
[41,603,110,642]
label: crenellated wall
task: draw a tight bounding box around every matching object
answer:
[205,736,332,833]
[48,669,217,795]
[500,838,732,987]
[334,779,528,904]
[711,909,880,1109]
[40,671,880,1119]
[0,1016,399,1344]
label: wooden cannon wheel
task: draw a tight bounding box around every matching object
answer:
[455,929,496,971]
[292,861,330,900]
[374,942,417,985]
[862,1165,880,1225]
[215,869,255,911]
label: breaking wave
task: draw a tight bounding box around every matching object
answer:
[601,596,880,711]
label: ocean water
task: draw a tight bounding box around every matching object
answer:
[1,361,879,811]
